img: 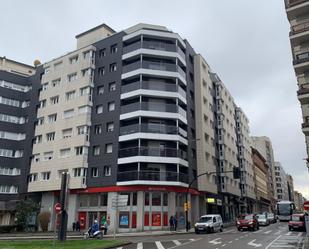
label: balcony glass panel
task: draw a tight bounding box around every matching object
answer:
[294,51,309,64]
[117,171,188,183]
[120,123,179,136]
[120,102,178,114]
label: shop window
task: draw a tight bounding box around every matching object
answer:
[119,212,130,228]
[163,193,168,206]
[89,194,99,206]
[152,212,161,226]
[144,192,149,206]
[79,195,88,207]
[152,192,161,206]
[100,193,108,206]
[144,212,149,226]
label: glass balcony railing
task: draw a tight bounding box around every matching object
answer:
[119,123,187,138]
[290,21,309,35]
[118,146,188,160]
[123,41,186,60]
[293,51,309,65]
[117,171,189,183]
[121,81,187,98]
[120,102,187,119]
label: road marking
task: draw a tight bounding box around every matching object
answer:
[221,244,226,247]
[265,235,282,249]
[223,229,234,233]
[268,246,295,248]
[253,230,262,234]
[168,238,202,249]
[274,231,281,235]
[285,232,292,236]
[116,247,123,249]
[248,239,262,248]
[172,240,181,246]
[228,241,233,244]
[189,239,195,241]
[209,238,222,245]
[155,241,164,249]
[264,230,272,234]
[297,232,302,237]
[235,238,239,241]
[137,242,143,249]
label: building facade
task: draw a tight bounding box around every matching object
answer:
[274,162,289,201]
[252,147,271,213]
[294,190,305,211]
[285,0,309,171]
[286,174,294,202]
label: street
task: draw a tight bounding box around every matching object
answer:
[117,222,305,249]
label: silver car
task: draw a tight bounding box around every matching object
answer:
[194,214,223,234]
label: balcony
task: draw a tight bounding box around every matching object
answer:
[302,121,309,135]
[121,81,187,99]
[119,123,187,138]
[293,51,309,72]
[120,102,187,118]
[298,87,309,104]
[123,41,185,60]
[118,146,187,160]
[286,0,309,8]
[122,61,186,79]
[117,170,188,184]
[290,21,309,35]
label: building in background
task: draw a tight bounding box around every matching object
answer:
[285,0,309,171]
[251,136,277,210]
[274,162,289,201]
[294,190,305,212]
[252,147,271,213]
[286,174,294,202]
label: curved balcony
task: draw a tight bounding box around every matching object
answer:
[117,170,188,184]
[290,21,309,35]
[286,0,309,8]
[118,146,187,160]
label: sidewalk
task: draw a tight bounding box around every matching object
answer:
[0,222,235,240]
[303,236,309,249]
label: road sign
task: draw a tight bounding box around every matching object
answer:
[304,201,309,211]
[54,203,61,214]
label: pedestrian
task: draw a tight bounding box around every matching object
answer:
[72,222,76,231]
[103,220,108,235]
[173,215,178,231]
[75,220,80,232]
[169,216,174,231]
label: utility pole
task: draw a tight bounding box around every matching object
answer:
[58,172,68,241]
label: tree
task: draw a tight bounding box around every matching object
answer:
[15,200,39,231]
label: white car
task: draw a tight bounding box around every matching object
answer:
[257,214,270,226]
[194,214,223,234]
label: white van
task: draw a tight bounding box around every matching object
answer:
[194,214,223,234]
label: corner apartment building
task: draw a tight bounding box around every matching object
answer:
[274,162,289,201]
[294,190,305,211]
[0,57,40,225]
[285,0,309,171]
[251,136,276,210]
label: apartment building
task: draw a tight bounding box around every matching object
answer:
[285,0,309,171]
[294,190,305,211]
[252,147,271,213]
[274,162,289,201]
[235,108,256,213]
[286,174,294,202]
[0,57,40,225]
[251,136,276,210]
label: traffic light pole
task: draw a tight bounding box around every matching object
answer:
[185,168,240,232]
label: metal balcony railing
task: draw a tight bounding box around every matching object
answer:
[293,51,309,65]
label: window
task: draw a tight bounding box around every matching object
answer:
[97,86,104,95]
[109,82,116,91]
[152,192,161,206]
[52,78,61,87]
[82,68,92,77]
[37,117,44,126]
[105,144,113,154]
[60,148,71,158]
[78,105,91,114]
[83,50,92,59]
[109,63,117,72]
[107,122,114,132]
[44,67,50,74]
[96,105,103,114]
[43,151,53,161]
[99,48,106,58]
[108,102,115,111]
[80,86,91,96]
[111,44,117,53]
[73,168,85,177]
[0,96,20,107]
[93,146,100,156]
[62,128,72,139]
[58,169,68,178]
[66,91,76,100]
[89,194,99,206]
[77,125,89,135]
[34,135,42,144]
[42,83,48,91]
[48,114,57,123]
[42,172,51,181]
[98,67,105,76]
[0,167,21,176]
[68,73,77,82]
[91,168,98,177]
[46,132,55,141]
[39,99,46,108]
[50,96,59,105]
[100,193,108,206]
[75,146,87,156]
[0,185,18,194]
[69,55,78,64]
[63,109,74,119]
[28,173,37,182]
[103,166,111,176]
[94,125,102,134]
[0,113,24,124]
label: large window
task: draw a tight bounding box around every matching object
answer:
[152,192,161,206]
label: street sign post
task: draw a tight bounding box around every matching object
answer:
[55,203,61,214]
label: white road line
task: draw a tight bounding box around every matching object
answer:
[172,240,181,246]
[235,238,239,241]
[264,230,272,234]
[297,232,302,237]
[189,239,195,241]
[248,239,262,248]
[137,242,143,249]
[253,230,262,234]
[228,241,233,244]
[221,244,226,247]
[155,241,165,249]
[285,232,292,236]
[265,235,282,249]
[274,231,281,235]
[268,245,295,248]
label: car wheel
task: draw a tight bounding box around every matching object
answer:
[211,227,214,233]
[289,227,292,231]
[195,230,199,234]
[220,226,223,232]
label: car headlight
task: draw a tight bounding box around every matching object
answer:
[248,221,253,225]
[237,221,240,225]
[194,224,197,227]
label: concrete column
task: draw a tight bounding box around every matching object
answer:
[191,195,199,225]
[168,192,176,218]
[67,194,78,231]
[136,191,144,231]
[107,192,117,232]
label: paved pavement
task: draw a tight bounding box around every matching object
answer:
[116,222,306,249]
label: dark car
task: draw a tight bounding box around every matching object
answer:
[236,214,259,231]
[288,213,306,231]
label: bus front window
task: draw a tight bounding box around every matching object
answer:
[278,204,292,215]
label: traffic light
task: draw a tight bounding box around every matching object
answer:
[233,167,241,179]
[184,202,188,211]
[188,202,191,209]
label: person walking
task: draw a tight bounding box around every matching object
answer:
[169,216,174,231]
[75,220,80,232]
[72,222,76,231]
[173,215,178,231]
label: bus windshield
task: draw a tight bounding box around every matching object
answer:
[277,203,292,215]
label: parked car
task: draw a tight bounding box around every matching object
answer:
[288,213,306,231]
[266,213,277,223]
[257,214,270,226]
[236,214,259,231]
[194,214,223,234]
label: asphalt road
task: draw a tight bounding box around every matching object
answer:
[117,222,305,249]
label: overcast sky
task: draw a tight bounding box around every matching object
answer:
[1,0,308,199]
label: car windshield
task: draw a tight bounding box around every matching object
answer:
[258,215,266,219]
[198,217,212,222]
[244,215,253,220]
